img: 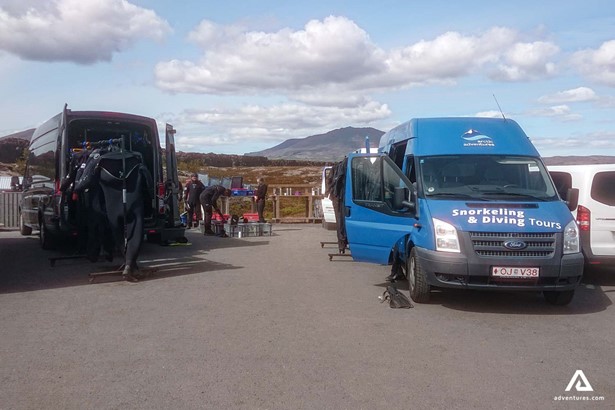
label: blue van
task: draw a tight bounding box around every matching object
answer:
[343,117,583,305]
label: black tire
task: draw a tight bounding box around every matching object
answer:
[543,290,575,306]
[19,213,32,236]
[407,247,431,303]
[39,218,55,250]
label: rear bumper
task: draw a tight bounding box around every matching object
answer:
[581,232,615,267]
[160,226,186,243]
[584,254,615,268]
[415,247,584,291]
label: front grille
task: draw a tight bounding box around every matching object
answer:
[470,231,556,258]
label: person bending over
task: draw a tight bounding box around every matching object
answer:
[199,185,231,235]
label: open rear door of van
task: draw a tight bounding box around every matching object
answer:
[344,153,416,264]
[164,124,182,229]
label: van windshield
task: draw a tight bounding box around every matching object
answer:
[419,155,558,201]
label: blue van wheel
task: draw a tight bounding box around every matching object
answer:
[408,248,430,303]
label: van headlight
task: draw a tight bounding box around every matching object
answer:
[563,220,580,254]
[433,218,460,253]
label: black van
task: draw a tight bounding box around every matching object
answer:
[19,105,185,249]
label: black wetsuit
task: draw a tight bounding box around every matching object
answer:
[199,185,226,233]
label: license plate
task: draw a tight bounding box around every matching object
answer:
[492,266,539,278]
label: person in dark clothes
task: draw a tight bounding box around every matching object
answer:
[254,177,268,223]
[184,173,205,228]
[199,185,231,235]
[74,148,152,282]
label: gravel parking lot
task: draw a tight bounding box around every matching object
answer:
[1,225,613,409]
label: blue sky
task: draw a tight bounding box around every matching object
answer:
[1,0,614,157]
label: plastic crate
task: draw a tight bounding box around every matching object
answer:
[224,223,248,237]
[223,222,272,237]
[242,213,259,222]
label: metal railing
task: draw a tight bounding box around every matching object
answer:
[219,184,324,224]
[0,191,21,229]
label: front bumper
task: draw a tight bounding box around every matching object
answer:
[415,247,584,291]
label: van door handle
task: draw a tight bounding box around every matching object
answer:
[345,206,351,217]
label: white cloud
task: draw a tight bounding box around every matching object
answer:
[475,111,506,118]
[288,86,378,108]
[526,105,581,121]
[382,27,518,86]
[571,40,615,86]
[170,100,390,150]
[533,131,615,156]
[596,95,615,108]
[183,100,389,132]
[490,41,559,81]
[0,0,171,64]
[155,18,560,95]
[156,16,383,94]
[538,87,598,104]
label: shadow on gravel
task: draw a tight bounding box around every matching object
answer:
[582,266,615,287]
[371,276,612,315]
[0,232,270,294]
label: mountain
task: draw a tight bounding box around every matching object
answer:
[246,126,615,164]
[0,128,35,142]
[0,130,32,164]
[245,126,385,162]
[542,156,615,165]
[0,127,613,166]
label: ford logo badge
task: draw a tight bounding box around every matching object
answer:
[503,240,527,250]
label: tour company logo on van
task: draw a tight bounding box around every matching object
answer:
[462,129,495,147]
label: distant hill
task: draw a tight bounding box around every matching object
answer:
[245,126,615,164]
[0,129,33,163]
[245,126,385,162]
[542,156,615,165]
[0,128,34,142]
[0,126,613,168]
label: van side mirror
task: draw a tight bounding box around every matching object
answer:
[565,188,579,212]
[393,186,415,212]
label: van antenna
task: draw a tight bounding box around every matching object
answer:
[493,94,507,120]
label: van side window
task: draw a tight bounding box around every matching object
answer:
[389,141,407,170]
[351,156,412,216]
[26,141,56,183]
[591,171,615,206]
[352,157,383,201]
[405,155,416,184]
[549,172,572,199]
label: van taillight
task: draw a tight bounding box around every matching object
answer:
[577,205,590,231]
[157,182,165,214]
[55,179,62,195]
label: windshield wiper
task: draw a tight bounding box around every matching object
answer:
[479,192,547,201]
[427,193,486,200]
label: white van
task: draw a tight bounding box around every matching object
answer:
[320,166,336,230]
[549,164,615,269]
